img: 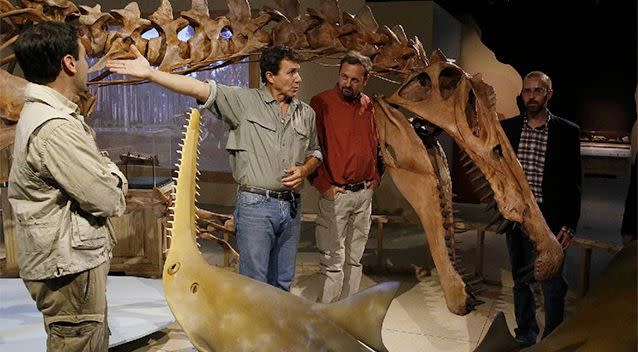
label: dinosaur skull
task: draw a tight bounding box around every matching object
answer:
[383,50,563,284]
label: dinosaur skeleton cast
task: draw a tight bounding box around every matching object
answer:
[0,0,564,343]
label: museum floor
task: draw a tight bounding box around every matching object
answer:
[110,221,580,352]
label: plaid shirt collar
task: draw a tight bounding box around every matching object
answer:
[523,112,552,132]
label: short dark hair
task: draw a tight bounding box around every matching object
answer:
[340,51,372,77]
[524,70,552,90]
[260,45,301,83]
[14,21,80,85]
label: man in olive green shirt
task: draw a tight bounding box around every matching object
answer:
[107,45,321,290]
[9,22,128,351]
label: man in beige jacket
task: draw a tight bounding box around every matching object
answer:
[8,22,127,351]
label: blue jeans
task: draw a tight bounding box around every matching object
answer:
[234,191,301,291]
[506,227,567,343]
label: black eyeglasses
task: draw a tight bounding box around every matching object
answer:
[521,87,548,96]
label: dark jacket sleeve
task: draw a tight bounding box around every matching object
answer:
[500,115,523,150]
[564,121,582,231]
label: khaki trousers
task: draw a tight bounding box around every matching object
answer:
[23,260,110,352]
[316,188,373,303]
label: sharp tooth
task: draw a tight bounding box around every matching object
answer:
[474,181,491,194]
[470,174,484,183]
[485,199,497,211]
[496,219,514,234]
[480,192,494,203]
[462,159,474,168]
[465,164,479,174]
[487,212,502,227]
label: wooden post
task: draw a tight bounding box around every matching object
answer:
[475,228,485,278]
[223,232,230,267]
[579,247,593,297]
[376,221,384,270]
[571,237,621,297]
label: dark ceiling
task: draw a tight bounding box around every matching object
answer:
[371,0,637,134]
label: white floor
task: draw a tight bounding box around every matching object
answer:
[0,276,173,351]
[293,269,528,352]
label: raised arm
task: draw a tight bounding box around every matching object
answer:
[106,45,209,102]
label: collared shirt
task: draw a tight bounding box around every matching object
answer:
[309,86,382,194]
[8,83,128,280]
[201,81,322,191]
[517,114,551,203]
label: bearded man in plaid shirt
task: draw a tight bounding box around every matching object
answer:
[501,71,582,347]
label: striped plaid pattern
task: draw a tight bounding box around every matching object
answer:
[517,115,550,203]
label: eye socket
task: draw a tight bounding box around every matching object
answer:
[465,88,480,137]
[220,27,233,40]
[398,72,431,102]
[439,66,463,100]
[167,262,181,275]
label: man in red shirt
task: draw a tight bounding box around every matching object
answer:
[310,51,383,303]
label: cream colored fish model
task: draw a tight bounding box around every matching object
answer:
[163,108,400,352]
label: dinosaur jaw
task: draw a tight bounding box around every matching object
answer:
[384,52,563,282]
[374,98,480,316]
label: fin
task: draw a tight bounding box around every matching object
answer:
[474,311,520,352]
[312,281,400,352]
